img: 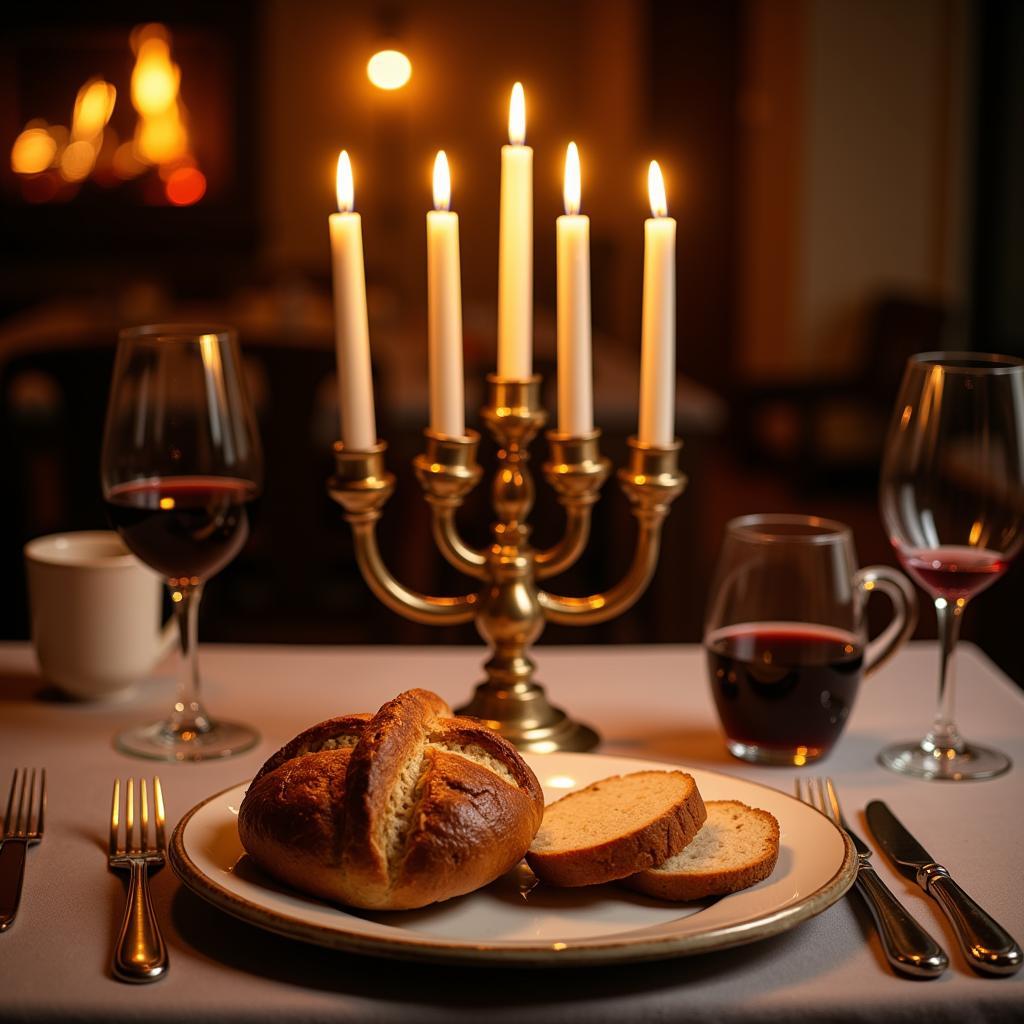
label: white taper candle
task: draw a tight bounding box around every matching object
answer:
[556,141,593,435]
[638,160,676,446]
[497,82,533,379]
[330,151,377,449]
[426,151,466,437]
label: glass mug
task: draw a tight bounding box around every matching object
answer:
[704,514,917,765]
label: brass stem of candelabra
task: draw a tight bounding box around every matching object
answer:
[327,374,686,752]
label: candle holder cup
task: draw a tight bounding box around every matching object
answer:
[328,373,686,751]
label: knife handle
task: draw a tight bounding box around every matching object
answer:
[855,864,948,977]
[920,865,1022,976]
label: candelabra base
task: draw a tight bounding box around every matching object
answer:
[455,681,599,753]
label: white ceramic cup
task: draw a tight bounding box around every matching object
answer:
[25,531,177,701]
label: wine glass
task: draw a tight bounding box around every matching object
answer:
[879,351,1024,780]
[101,325,263,761]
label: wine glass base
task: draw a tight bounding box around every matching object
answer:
[878,740,1012,781]
[115,719,259,762]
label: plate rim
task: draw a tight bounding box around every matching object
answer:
[170,755,858,966]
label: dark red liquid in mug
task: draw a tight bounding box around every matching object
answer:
[106,476,256,581]
[706,623,864,759]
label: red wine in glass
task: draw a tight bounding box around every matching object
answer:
[706,623,865,760]
[106,476,258,581]
[878,352,1024,780]
[897,545,1007,602]
[101,324,263,761]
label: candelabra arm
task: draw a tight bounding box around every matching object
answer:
[414,429,487,579]
[535,504,592,580]
[329,440,478,627]
[429,502,488,578]
[539,437,686,626]
[350,518,478,625]
[539,515,662,625]
[535,430,610,581]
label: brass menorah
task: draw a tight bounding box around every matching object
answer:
[327,373,685,752]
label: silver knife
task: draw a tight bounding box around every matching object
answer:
[866,800,1022,976]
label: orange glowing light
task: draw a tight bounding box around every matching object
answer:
[11,129,57,175]
[432,150,451,211]
[508,82,526,146]
[71,78,117,141]
[60,140,98,182]
[648,160,667,218]
[336,151,354,213]
[367,49,412,90]
[563,141,581,216]
[165,166,206,205]
[131,35,180,116]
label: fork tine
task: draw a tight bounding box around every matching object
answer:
[140,779,150,854]
[25,770,37,835]
[110,779,121,856]
[154,777,166,851]
[15,768,29,835]
[824,777,843,826]
[127,778,135,853]
[36,769,46,836]
[3,769,17,834]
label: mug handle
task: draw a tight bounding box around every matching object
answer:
[853,565,918,676]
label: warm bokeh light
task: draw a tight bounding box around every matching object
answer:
[9,20,204,202]
[165,165,207,205]
[508,82,526,146]
[72,78,117,141]
[648,160,667,218]
[563,141,581,216]
[10,128,57,175]
[111,141,146,179]
[137,111,187,165]
[366,49,412,91]
[432,150,451,211]
[130,24,192,171]
[336,150,354,212]
[60,140,97,182]
[131,30,180,116]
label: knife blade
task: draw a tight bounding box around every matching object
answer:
[866,800,1022,976]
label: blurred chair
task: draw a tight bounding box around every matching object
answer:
[735,293,950,489]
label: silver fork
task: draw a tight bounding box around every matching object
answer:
[0,768,46,931]
[796,777,948,978]
[109,778,169,982]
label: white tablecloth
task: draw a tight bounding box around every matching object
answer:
[0,640,1021,1023]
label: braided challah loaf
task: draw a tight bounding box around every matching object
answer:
[238,689,544,910]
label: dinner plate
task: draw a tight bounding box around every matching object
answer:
[170,751,856,966]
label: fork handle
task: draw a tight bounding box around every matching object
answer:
[113,861,168,982]
[0,839,28,932]
[854,864,949,978]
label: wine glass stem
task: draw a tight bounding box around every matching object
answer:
[928,598,965,753]
[170,582,212,737]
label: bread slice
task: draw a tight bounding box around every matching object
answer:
[623,800,780,901]
[525,771,706,887]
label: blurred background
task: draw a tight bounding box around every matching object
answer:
[1,0,1021,681]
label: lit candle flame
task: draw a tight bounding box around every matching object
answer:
[433,150,451,211]
[336,150,354,213]
[648,160,667,218]
[563,141,581,216]
[508,82,526,146]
